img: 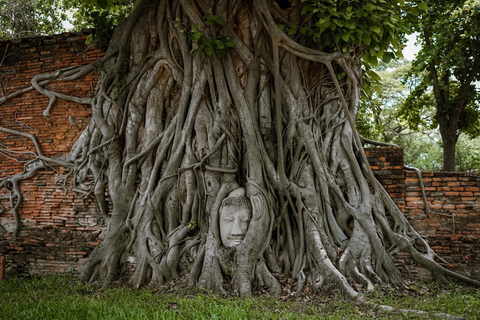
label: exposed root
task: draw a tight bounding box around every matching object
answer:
[367,302,466,320]
[1,0,478,302]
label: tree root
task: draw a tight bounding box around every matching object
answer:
[1,0,478,303]
[366,302,466,320]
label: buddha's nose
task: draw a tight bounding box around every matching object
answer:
[231,218,244,236]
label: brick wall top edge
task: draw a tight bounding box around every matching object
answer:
[406,171,480,178]
[364,146,403,151]
[0,29,95,47]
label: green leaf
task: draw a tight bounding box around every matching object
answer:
[318,17,330,28]
[409,7,419,16]
[383,21,394,28]
[363,53,378,66]
[192,31,203,43]
[333,19,345,27]
[369,71,381,82]
[363,34,372,45]
[224,37,235,48]
[204,45,213,56]
[370,26,382,34]
[361,82,372,98]
[301,5,312,16]
[203,14,223,26]
[215,39,225,49]
[341,33,350,42]
[215,48,228,58]
[418,1,429,11]
[382,52,395,63]
[364,3,376,11]
[213,16,223,25]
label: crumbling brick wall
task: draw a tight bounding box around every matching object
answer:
[0,31,479,281]
[0,31,103,277]
[364,147,405,212]
[402,171,480,279]
[366,147,480,280]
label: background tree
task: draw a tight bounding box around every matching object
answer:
[398,0,480,171]
[66,0,138,48]
[0,0,136,41]
[1,0,479,301]
[359,58,480,172]
[0,0,70,40]
[456,135,480,171]
[357,61,445,171]
[356,60,412,143]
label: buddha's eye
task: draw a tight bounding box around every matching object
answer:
[223,217,234,222]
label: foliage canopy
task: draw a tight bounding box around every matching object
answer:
[0,0,137,41]
[398,0,480,170]
[0,0,67,39]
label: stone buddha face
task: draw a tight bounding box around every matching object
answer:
[219,188,251,248]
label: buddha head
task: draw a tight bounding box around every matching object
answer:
[219,188,252,248]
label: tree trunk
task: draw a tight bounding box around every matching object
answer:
[1,0,479,298]
[442,134,457,172]
[436,105,459,172]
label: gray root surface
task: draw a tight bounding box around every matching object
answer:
[1,0,479,300]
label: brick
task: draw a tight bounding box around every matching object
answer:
[447,182,461,187]
[466,186,480,192]
[460,192,474,197]
[445,192,460,196]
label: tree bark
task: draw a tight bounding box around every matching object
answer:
[441,133,457,172]
[1,0,479,299]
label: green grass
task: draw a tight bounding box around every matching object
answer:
[0,276,478,319]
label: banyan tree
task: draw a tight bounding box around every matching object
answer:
[1,0,479,299]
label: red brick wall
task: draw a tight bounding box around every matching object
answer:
[0,31,103,276]
[402,171,480,279]
[0,32,479,281]
[364,147,405,212]
[366,147,480,280]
